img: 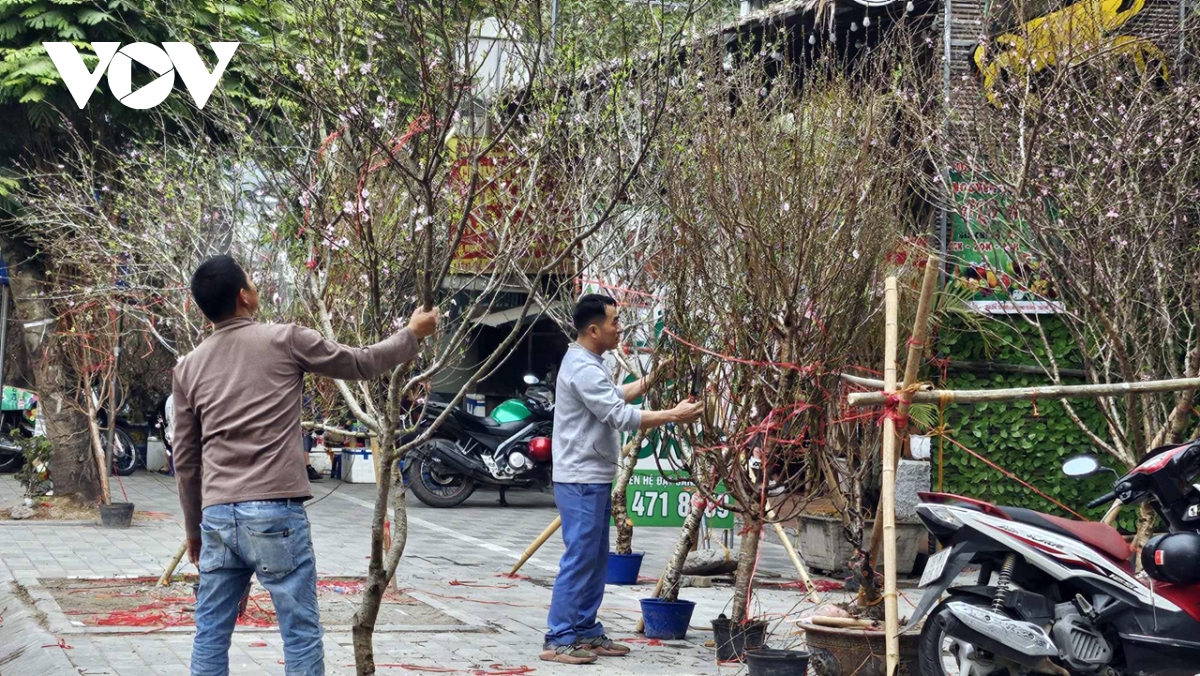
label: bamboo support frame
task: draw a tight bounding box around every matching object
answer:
[881,277,900,676]
[870,255,940,564]
[848,376,1200,407]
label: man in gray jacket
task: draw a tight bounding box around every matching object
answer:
[542,294,703,665]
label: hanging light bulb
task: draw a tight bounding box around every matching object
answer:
[905,1,914,11]
[863,16,871,27]
[851,21,859,31]
[808,34,816,45]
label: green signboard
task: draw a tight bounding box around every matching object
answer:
[620,469,734,529]
[948,167,1060,314]
[1,386,35,412]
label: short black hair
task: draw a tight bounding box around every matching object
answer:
[190,255,249,322]
[573,294,617,333]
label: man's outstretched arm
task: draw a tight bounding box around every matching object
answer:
[291,307,439,380]
[574,363,703,432]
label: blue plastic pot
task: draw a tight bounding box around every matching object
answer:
[606,552,644,585]
[640,597,696,640]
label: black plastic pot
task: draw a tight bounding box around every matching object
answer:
[746,648,810,676]
[99,502,134,528]
[712,615,769,661]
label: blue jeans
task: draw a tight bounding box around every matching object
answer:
[545,483,611,647]
[192,500,324,676]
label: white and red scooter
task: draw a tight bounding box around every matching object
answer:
[906,440,1200,675]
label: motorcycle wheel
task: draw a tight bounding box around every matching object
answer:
[106,428,139,477]
[918,597,1021,676]
[407,451,476,508]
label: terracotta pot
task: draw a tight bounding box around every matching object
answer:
[796,620,921,676]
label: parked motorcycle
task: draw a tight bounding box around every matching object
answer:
[908,440,1200,675]
[404,375,554,508]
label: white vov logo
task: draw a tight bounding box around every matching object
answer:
[43,42,239,110]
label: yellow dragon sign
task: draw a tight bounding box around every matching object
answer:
[973,0,1169,104]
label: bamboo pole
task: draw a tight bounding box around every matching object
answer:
[839,372,886,389]
[848,376,1200,407]
[771,522,821,603]
[508,516,562,576]
[869,255,940,564]
[895,256,941,444]
[881,277,900,676]
[763,501,820,603]
[1102,500,1123,526]
[159,539,188,586]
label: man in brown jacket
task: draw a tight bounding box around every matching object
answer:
[173,255,438,676]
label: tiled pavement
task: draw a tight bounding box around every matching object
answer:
[0,474,925,675]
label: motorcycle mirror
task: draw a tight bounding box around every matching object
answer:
[1062,455,1101,478]
[523,374,540,386]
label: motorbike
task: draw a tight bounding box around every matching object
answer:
[908,440,1200,675]
[0,386,138,476]
[403,375,554,508]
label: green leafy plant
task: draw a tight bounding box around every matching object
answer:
[15,435,54,498]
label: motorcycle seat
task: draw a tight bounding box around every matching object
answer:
[1005,507,1132,563]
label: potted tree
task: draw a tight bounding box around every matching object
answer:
[647,46,919,663]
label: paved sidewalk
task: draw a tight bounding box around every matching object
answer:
[0,474,918,675]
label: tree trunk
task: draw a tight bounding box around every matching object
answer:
[1132,502,1157,553]
[3,240,97,501]
[660,500,705,602]
[84,398,111,505]
[851,547,884,620]
[611,436,641,555]
[352,432,412,676]
[730,519,761,624]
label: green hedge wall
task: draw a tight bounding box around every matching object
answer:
[935,316,1138,532]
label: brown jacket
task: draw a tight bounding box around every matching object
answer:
[172,316,418,539]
